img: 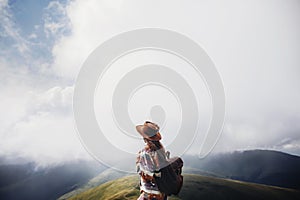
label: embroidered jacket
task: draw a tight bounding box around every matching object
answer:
[136,147,167,195]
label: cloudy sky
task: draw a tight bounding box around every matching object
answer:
[0,0,300,166]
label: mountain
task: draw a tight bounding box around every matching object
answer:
[67,174,300,200]
[184,150,300,189]
[59,150,300,199]
[1,150,299,199]
[0,160,104,200]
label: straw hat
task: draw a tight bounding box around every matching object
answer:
[136,121,162,141]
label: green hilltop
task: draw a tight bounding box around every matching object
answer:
[67,174,300,200]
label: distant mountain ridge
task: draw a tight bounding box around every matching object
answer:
[184,150,300,189]
[0,160,104,200]
[1,150,299,200]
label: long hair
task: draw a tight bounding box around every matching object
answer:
[144,138,163,151]
[144,138,168,167]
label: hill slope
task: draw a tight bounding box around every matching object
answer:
[58,168,129,200]
[68,174,300,200]
[59,167,223,199]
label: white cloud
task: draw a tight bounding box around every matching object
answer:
[28,33,37,39]
[0,58,90,166]
[28,86,74,114]
[49,0,300,156]
[43,1,71,38]
[1,0,300,166]
[0,0,30,55]
[50,0,125,79]
[214,113,300,155]
[0,0,91,166]
[1,110,89,166]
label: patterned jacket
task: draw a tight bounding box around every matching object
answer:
[136,146,167,195]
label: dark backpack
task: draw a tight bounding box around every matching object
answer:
[154,157,183,196]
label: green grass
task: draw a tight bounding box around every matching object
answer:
[68,176,139,200]
[68,174,300,200]
[178,174,300,200]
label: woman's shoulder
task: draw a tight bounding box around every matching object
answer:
[139,147,166,155]
[138,148,149,155]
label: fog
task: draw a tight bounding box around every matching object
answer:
[0,0,299,167]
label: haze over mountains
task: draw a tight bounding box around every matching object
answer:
[0,160,104,200]
[185,150,300,189]
[0,150,299,200]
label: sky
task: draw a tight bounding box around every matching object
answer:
[0,0,300,167]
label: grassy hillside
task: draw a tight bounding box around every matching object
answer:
[59,167,222,199]
[68,174,300,200]
[68,175,179,200]
[59,168,129,200]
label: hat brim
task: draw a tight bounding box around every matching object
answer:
[136,125,162,141]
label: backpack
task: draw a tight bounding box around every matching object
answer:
[154,157,183,196]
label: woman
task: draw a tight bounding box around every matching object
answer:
[136,121,168,200]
